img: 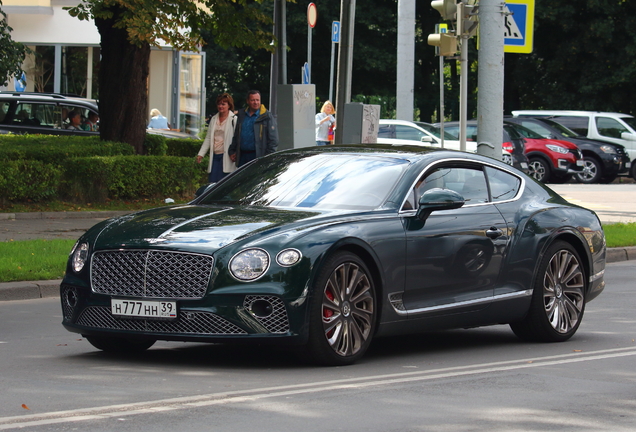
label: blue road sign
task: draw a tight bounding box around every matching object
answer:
[302,62,310,84]
[504,0,534,54]
[332,21,341,43]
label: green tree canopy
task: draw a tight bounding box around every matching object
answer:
[0,0,28,87]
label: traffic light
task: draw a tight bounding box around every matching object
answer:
[431,0,457,21]
[427,33,457,57]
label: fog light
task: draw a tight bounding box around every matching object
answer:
[250,299,274,318]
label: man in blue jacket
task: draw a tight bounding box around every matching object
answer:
[229,90,279,167]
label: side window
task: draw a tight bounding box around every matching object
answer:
[0,102,10,123]
[378,125,394,139]
[554,116,588,136]
[14,103,41,126]
[485,166,521,202]
[394,125,426,141]
[402,166,489,210]
[465,125,479,141]
[596,117,628,139]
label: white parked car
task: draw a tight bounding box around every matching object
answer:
[512,110,635,180]
[377,119,475,151]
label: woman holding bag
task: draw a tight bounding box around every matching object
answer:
[196,93,237,183]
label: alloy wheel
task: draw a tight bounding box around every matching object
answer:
[322,262,375,357]
[542,249,585,334]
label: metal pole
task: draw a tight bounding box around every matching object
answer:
[334,0,355,145]
[308,22,312,83]
[329,39,335,102]
[459,36,468,152]
[440,54,444,148]
[477,0,505,160]
[396,0,415,121]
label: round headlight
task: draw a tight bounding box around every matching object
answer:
[229,248,270,281]
[71,242,89,273]
[276,249,302,267]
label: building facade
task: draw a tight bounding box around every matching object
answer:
[2,0,205,134]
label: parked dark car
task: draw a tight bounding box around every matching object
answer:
[440,120,530,173]
[60,145,606,365]
[506,117,631,184]
[504,121,584,183]
[0,91,196,139]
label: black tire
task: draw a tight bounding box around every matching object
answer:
[305,251,377,366]
[631,163,636,181]
[86,335,156,353]
[550,173,571,184]
[575,157,602,184]
[510,241,586,342]
[528,157,551,183]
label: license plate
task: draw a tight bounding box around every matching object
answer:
[111,299,177,319]
[576,160,585,166]
[520,162,528,169]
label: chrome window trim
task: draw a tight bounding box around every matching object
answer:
[398,158,526,215]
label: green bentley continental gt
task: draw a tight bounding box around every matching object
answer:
[60,144,606,365]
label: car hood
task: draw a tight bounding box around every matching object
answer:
[88,205,329,253]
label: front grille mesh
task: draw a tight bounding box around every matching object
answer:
[91,250,213,299]
[76,306,247,335]
[243,295,290,334]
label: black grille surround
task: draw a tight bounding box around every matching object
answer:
[91,249,214,299]
[76,306,248,335]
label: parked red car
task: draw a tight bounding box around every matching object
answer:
[505,121,584,183]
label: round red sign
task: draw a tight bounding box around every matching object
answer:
[307,3,318,28]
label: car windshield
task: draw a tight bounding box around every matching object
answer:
[539,119,580,138]
[507,123,544,139]
[414,122,458,140]
[619,116,636,131]
[197,152,409,210]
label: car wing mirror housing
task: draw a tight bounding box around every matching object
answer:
[194,183,215,198]
[421,136,434,143]
[416,188,465,222]
[620,132,636,141]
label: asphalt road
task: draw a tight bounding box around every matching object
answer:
[0,260,634,431]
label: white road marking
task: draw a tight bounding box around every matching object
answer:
[2,346,636,429]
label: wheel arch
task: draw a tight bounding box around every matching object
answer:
[322,238,386,330]
[533,229,592,295]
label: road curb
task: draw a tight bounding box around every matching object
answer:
[1,247,634,302]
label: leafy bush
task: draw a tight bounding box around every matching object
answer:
[144,133,168,156]
[0,160,63,203]
[166,138,203,157]
[0,135,133,161]
[62,155,208,202]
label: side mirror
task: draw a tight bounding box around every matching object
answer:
[194,183,215,198]
[420,135,434,143]
[416,188,465,222]
[620,132,636,141]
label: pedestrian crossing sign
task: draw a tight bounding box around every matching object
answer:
[504,0,534,54]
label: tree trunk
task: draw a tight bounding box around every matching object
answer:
[95,6,150,154]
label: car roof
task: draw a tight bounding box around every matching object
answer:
[0,92,98,107]
[512,110,634,119]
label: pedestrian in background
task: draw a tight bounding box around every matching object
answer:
[229,90,278,167]
[196,93,237,183]
[315,100,336,146]
[147,109,170,130]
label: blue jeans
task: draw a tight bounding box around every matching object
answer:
[316,141,329,146]
[208,153,226,183]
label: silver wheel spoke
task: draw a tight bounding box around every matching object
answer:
[322,261,375,357]
[543,249,584,334]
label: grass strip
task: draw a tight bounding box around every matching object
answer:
[603,222,636,248]
[0,239,76,283]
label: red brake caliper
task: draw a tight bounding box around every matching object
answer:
[323,290,334,318]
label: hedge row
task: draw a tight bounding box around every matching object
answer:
[0,135,208,204]
[62,156,207,202]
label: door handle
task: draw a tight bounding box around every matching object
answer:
[486,227,503,239]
